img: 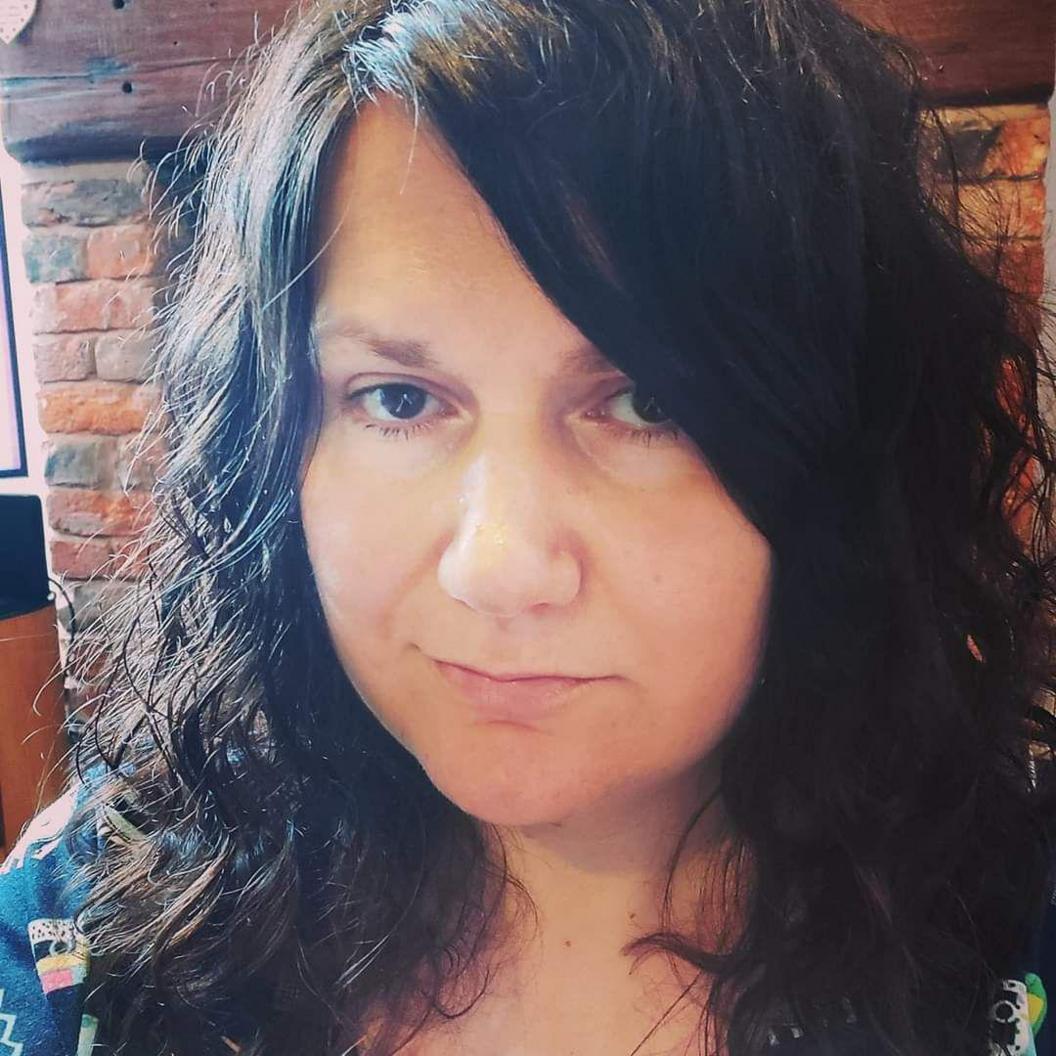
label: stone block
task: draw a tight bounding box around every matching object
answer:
[932,104,1049,181]
[51,536,117,580]
[37,380,158,435]
[45,487,152,536]
[116,432,166,491]
[86,224,159,279]
[22,178,147,227]
[22,230,87,283]
[999,239,1044,301]
[94,330,155,382]
[50,534,144,581]
[32,334,95,382]
[44,436,113,487]
[952,178,1046,240]
[68,579,135,632]
[33,279,157,333]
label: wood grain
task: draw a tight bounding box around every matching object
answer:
[843,0,1055,105]
[0,0,292,161]
[0,602,68,860]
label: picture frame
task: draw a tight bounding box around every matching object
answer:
[0,183,26,478]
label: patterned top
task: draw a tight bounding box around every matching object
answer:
[0,776,1052,1055]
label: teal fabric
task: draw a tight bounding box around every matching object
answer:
[0,782,101,1055]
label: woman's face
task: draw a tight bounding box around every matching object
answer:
[301,96,772,829]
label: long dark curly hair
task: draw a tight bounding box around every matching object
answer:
[63,0,1056,1053]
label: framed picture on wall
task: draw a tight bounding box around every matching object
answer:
[0,183,25,478]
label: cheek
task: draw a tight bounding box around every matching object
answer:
[646,525,769,653]
[612,496,772,742]
[299,439,424,647]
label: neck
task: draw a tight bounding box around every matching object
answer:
[359,767,734,1055]
[485,762,729,968]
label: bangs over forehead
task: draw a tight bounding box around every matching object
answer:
[330,0,906,536]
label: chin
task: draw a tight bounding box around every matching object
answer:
[416,743,597,828]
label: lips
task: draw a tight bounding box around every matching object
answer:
[431,658,602,723]
[440,660,592,682]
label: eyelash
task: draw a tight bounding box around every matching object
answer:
[345,383,682,446]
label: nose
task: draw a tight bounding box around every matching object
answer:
[437,447,581,619]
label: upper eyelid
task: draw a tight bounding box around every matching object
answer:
[343,373,635,397]
[345,380,671,435]
[342,374,638,416]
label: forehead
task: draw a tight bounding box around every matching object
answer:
[314,96,519,297]
[312,96,615,378]
[312,310,616,380]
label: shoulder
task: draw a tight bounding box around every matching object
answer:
[0,766,124,1056]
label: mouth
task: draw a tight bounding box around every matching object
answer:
[437,659,598,682]
[431,658,605,723]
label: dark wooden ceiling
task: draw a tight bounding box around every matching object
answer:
[0,0,1051,163]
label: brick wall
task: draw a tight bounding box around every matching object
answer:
[19,160,172,718]
[19,102,1051,719]
[932,103,1050,302]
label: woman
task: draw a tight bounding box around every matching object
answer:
[2,0,1055,1053]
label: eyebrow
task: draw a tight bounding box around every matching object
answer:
[312,315,618,377]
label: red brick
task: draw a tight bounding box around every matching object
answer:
[51,537,116,579]
[115,538,148,578]
[956,178,1047,240]
[94,330,155,382]
[22,178,147,227]
[33,279,157,333]
[37,381,158,435]
[86,224,159,279]
[988,113,1050,179]
[116,431,166,490]
[933,105,1049,181]
[32,334,94,382]
[46,488,153,536]
[50,534,143,580]
[998,239,1044,301]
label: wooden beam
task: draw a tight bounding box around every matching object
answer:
[0,0,292,162]
[0,0,1052,163]
[843,0,1056,106]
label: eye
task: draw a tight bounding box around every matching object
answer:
[600,387,680,444]
[344,382,447,439]
[359,382,432,418]
[344,380,681,446]
[608,386,671,426]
